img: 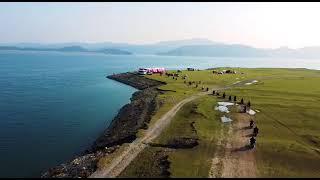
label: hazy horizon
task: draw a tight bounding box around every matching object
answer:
[2,2,320,49]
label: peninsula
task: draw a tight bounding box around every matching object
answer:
[42,67,320,178]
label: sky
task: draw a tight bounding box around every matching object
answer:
[1,2,320,49]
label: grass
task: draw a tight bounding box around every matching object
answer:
[118,146,169,178]
[223,70,320,177]
[103,67,320,177]
[161,96,228,177]
[146,68,320,177]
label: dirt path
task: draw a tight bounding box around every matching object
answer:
[209,111,257,178]
[89,80,251,178]
[90,91,210,178]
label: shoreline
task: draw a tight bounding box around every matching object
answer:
[41,72,166,178]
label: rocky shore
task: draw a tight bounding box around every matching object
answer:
[41,72,166,178]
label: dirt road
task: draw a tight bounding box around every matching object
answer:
[90,81,250,178]
[90,91,210,178]
[209,111,257,178]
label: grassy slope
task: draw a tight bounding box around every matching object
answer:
[223,69,320,177]
[118,68,320,177]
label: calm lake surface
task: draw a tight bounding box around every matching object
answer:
[0,50,319,177]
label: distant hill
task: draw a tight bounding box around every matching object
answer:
[0,45,132,55]
[157,44,268,57]
[58,46,88,52]
[3,38,320,58]
[0,38,219,55]
[96,48,132,55]
[157,44,320,58]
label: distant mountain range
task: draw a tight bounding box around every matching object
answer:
[2,38,320,58]
[157,44,320,58]
[0,45,132,55]
[157,44,267,57]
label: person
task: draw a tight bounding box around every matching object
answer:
[249,136,256,148]
[253,126,259,137]
[249,119,254,128]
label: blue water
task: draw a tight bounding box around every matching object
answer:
[0,50,319,177]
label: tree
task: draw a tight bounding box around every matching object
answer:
[196,84,198,88]
[229,95,232,101]
[247,101,251,107]
[234,96,237,102]
[217,92,220,96]
[212,90,215,95]
[241,98,244,104]
[243,105,247,113]
[202,87,204,90]
[206,87,209,91]
[222,92,226,98]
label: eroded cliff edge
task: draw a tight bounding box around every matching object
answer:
[41,72,166,178]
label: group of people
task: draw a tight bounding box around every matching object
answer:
[249,119,259,149]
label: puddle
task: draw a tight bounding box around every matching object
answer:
[245,80,258,85]
[215,102,234,113]
[217,102,234,106]
[215,106,230,113]
[221,115,233,123]
[247,109,256,115]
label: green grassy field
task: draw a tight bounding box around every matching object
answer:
[121,67,320,177]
